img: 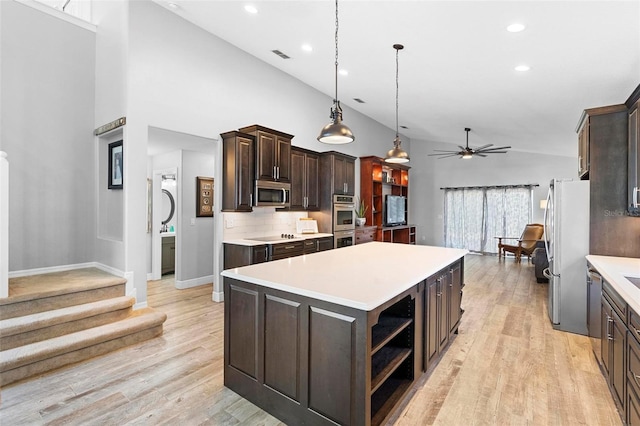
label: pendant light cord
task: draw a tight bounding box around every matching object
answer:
[334,0,339,103]
[395,47,399,140]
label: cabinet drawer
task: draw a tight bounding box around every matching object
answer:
[630,329,640,395]
[271,241,304,260]
[630,309,640,343]
[303,239,317,253]
[355,228,376,244]
[604,280,627,321]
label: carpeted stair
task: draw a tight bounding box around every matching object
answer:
[0,268,166,386]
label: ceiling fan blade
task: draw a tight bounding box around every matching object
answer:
[435,153,462,159]
[458,145,466,151]
[473,144,493,151]
[431,149,460,153]
[428,153,457,157]
[482,151,509,154]
[475,153,488,157]
[476,145,512,152]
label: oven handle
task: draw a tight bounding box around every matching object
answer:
[281,188,287,205]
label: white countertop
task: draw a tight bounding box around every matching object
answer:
[221,242,468,311]
[160,232,175,237]
[223,233,334,246]
[587,255,640,314]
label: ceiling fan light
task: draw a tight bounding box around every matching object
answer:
[462,152,472,159]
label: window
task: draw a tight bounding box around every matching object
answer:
[443,185,534,254]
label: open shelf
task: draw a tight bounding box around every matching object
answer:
[371,346,412,392]
[371,316,413,354]
[371,376,413,426]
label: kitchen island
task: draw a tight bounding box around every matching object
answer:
[221,242,467,426]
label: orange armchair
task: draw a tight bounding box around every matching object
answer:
[496,223,544,263]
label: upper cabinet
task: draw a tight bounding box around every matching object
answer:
[578,117,590,179]
[626,85,640,216]
[290,147,320,211]
[239,125,293,183]
[221,131,255,212]
[322,151,355,196]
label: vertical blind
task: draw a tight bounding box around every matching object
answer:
[443,185,536,254]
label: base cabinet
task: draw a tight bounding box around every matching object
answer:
[602,285,626,412]
[224,256,464,426]
[161,236,175,274]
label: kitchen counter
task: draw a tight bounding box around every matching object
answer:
[222,232,333,246]
[222,242,467,311]
[587,255,640,313]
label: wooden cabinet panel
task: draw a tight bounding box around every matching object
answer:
[628,103,640,216]
[161,236,175,274]
[264,295,301,401]
[317,237,333,252]
[629,384,640,426]
[448,261,462,335]
[227,284,259,378]
[438,274,450,353]
[426,276,439,367]
[290,147,320,211]
[221,131,255,212]
[239,125,293,184]
[308,306,355,425]
[602,289,626,413]
[223,243,268,269]
[355,226,376,244]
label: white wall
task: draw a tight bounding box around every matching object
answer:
[1,1,96,272]
[410,138,576,247]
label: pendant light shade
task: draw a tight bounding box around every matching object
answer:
[385,44,409,164]
[318,0,354,144]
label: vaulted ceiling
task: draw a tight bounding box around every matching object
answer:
[154,0,639,157]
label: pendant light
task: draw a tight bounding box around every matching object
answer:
[317,0,355,144]
[385,44,409,164]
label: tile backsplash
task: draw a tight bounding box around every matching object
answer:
[222,209,310,240]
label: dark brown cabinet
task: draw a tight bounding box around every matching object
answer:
[239,125,293,183]
[578,118,590,179]
[424,260,463,371]
[626,86,640,217]
[302,236,333,253]
[270,240,304,260]
[221,131,255,212]
[602,281,627,413]
[290,147,320,211]
[223,243,268,269]
[355,226,377,244]
[321,151,355,196]
[161,236,175,275]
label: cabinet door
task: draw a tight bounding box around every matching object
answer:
[578,120,589,178]
[333,155,346,194]
[317,237,333,252]
[237,136,255,211]
[449,262,462,334]
[629,106,640,216]
[602,298,612,377]
[256,131,277,181]
[629,384,640,426]
[290,149,306,210]
[612,310,627,409]
[251,245,269,264]
[438,275,450,353]
[305,152,320,210]
[344,157,355,195]
[426,277,439,368]
[276,135,291,182]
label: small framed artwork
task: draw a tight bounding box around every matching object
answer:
[196,176,214,217]
[108,140,123,189]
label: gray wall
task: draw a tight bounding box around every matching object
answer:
[410,138,576,247]
[1,1,96,271]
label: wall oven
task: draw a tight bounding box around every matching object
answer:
[333,194,355,231]
[334,229,355,248]
[255,180,291,208]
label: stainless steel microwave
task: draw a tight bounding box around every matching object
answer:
[254,180,291,208]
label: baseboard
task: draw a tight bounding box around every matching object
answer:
[8,262,123,279]
[212,291,224,303]
[175,275,214,290]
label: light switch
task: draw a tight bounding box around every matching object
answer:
[190,218,196,226]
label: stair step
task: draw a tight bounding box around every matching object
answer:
[2,269,126,320]
[0,308,167,386]
[0,296,136,350]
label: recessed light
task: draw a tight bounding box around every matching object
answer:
[244,5,258,14]
[507,23,526,33]
[515,64,530,72]
[167,2,179,10]
[339,69,349,76]
[301,44,313,52]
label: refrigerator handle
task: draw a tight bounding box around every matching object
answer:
[543,187,552,264]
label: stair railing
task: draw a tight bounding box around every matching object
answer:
[1,151,8,298]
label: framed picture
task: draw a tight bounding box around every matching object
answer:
[196,176,214,217]
[108,140,123,189]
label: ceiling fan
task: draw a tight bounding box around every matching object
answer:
[429,127,511,159]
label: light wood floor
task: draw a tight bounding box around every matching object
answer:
[0,255,622,425]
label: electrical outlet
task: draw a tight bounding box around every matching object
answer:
[225,218,234,228]
[190,218,196,226]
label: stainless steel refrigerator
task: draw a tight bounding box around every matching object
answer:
[543,178,590,335]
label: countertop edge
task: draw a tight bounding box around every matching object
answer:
[223,233,334,246]
[587,255,640,314]
[222,244,468,311]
